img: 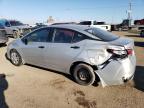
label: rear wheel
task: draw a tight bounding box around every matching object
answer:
[10,50,22,66]
[73,63,95,86]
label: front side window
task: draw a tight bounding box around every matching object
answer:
[23,28,50,43]
[53,29,74,43]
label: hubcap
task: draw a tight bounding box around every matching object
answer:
[11,52,19,64]
[78,68,90,82]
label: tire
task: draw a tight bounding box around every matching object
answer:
[73,63,95,86]
[10,50,22,66]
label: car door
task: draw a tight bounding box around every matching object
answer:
[21,28,50,66]
[44,28,87,73]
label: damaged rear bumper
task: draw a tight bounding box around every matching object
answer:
[95,55,136,87]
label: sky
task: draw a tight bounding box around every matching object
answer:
[0,0,144,24]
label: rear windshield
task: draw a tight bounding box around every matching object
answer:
[85,28,119,41]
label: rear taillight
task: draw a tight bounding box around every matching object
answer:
[107,48,133,59]
[107,49,127,55]
[126,49,133,55]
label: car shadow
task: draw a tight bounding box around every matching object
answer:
[133,66,144,92]
[0,74,9,108]
[0,43,7,47]
[26,64,100,86]
[26,64,75,83]
[134,41,144,47]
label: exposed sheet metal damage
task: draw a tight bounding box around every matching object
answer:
[91,45,136,87]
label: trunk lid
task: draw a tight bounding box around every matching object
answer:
[110,37,134,49]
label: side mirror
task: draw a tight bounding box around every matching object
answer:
[24,38,28,45]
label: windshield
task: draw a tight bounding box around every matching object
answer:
[85,28,119,41]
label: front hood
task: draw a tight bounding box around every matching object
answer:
[12,25,31,29]
[110,37,134,49]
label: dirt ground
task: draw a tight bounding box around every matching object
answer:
[0,31,144,108]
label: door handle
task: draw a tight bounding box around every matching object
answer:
[70,46,80,49]
[38,46,45,49]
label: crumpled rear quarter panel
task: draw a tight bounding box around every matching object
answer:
[96,55,136,87]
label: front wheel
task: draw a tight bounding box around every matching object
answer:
[73,63,95,86]
[10,50,22,66]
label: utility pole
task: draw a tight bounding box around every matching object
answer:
[128,0,132,27]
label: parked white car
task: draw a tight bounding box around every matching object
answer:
[7,24,136,87]
[79,20,111,31]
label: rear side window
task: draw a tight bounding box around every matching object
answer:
[86,28,119,41]
[72,33,87,43]
[53,29,74,43]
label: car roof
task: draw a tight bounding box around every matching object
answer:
[49,24,90,31]
[48,24,99,39]
[32,24,101,40]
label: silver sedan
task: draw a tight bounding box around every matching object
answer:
[6,25,136,87]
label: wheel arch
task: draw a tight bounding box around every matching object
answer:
[69,61,98,75]
[69,61,101,85]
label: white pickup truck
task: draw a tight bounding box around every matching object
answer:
[0,19,31,38]
[79,20,111,31]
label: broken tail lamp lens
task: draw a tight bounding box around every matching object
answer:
[107,49,133,56]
